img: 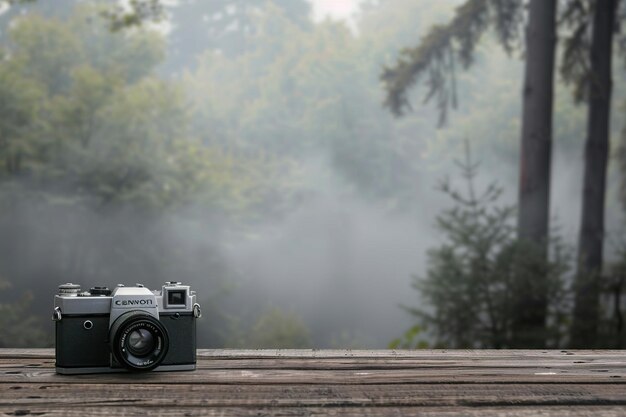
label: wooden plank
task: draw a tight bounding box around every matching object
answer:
[1,350,625,385]
[200,349,626,359]
[2,406,626,417]
[2,350,625,371]
[1,367,624,384]
[1,357,625,372]
[2,383,626,406]
[1,349,625,416]
[3,348,626,359]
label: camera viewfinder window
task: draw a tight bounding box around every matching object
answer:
[168,290,186,306]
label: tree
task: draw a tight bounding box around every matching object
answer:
[0,56,42,178]
[565,0,621,347]
[381,0,557,347]
[380,0,524,122]
[78,0,310,72]
[398,146,569,348]
[0,6,304,346]
[0,0,79,40]
[513,0,557,347]
[182,8,421,203]
[164,0,310,72]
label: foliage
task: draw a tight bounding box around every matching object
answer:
[101,0,164,31]
[164,0,310,71]
[381,0,523,123]
[619,104,626,211]
[560,0,626,103]
[600,250,626,348]
[401,146,570,348]
[380,0,625,120]
[389,324,428,349]
[0,276,47,348]
[249,307,311,348]
[0,5,293,215]
[183,8,419,202]
[559,0,593,103]
[0,5,302,347]
[0,57,43,177]
[226,307,311,348]
[99,0,312,42]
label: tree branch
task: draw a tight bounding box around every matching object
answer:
[381,0,523,124]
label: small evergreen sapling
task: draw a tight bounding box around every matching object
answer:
[397,146,569,348]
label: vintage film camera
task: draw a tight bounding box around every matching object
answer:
[53,282,201,374]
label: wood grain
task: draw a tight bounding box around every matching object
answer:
[1,349,625,416]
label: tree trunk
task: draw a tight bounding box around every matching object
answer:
[513,0,557,348]
[571,0,617,348]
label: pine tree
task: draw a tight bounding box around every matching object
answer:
[398,144,569,348]
[381,0,557,347]
[563,0,621,347]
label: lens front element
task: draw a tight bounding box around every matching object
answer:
[127,328,155,356]
[110,311,169,371]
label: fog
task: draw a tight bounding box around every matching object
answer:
[0,0,625,349]
[221,158,444,347]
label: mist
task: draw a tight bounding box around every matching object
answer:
[0,0,625,349]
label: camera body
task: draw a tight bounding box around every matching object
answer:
[53,282,201,375]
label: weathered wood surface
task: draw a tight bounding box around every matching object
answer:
[1,349,625,416]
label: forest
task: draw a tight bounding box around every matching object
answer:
[0,0,625,349]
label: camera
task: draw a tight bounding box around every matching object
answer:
[53,282,201,375]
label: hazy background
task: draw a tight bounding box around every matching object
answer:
[0,0,624,348]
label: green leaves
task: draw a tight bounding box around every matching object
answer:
[0,6,289,218]
[0,6,306,347]
[100,0,164,31]
[9,13,83,94]
[0,55,44,178]
[389,324,428,349]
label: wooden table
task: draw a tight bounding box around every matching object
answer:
[1,349,625,416]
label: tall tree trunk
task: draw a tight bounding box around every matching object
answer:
[571,0,617,348]
[513,0,557,348]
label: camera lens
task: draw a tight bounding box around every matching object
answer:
[127,329,155,356]
[109,311,169,372]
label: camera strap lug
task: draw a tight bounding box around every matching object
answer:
[193,303,202,318]
[52,307,62,321]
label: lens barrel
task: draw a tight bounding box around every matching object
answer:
[109,311,169,372]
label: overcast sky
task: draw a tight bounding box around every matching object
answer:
[310,0,362,21]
